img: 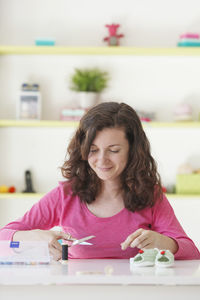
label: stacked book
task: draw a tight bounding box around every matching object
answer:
[60,107,87,121]
[177,33,200,47]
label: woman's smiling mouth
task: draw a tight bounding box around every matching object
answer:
[98,167,113,172]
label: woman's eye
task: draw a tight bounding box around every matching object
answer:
[90,149,97,153]
[89,149,119,153]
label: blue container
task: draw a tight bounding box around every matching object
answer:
[35,39,55,46]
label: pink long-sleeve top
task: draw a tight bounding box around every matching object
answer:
[0,181,199,260]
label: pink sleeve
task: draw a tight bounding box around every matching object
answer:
[0,186,62,241]
[152,194,200,260]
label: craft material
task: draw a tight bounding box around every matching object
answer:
[0,241,50,265]
[130,248,174,268]
[61,244,68,264]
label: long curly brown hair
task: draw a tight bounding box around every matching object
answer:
[61,102,162,212]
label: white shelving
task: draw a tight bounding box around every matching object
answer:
[1,46,200,56]
[1,46,200,194]
[1,192,200,200]
[0,119,200,128]
[1,46,200,192]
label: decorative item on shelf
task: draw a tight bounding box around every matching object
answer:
[35,38,55,46]
[60,107,87,121]
[0,185,16,193]
[176,163,200,194]
[177,163,194,175]
[165,185,176,194]
[0,185,9,193]
[177,32,200,47]
[194,168,200,174]
[17,83,41,120]
[162,186,167,193]
[103,23,124,46]
[23,170,35,193]
[8,186,16,193]
[136,110,156,122]
[70,68,109,109]
[173,102,193,121]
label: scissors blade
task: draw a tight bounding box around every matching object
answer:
[72,235,95,246]
[78,242,93,245]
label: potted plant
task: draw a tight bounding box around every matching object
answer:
[70,68,109,108]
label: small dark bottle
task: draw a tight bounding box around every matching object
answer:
[61,244,68,264]
[23,170,35,193]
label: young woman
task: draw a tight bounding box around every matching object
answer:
[0,102,199,260]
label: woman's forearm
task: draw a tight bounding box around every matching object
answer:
[12,229,45,241]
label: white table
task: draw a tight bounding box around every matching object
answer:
[0,259,200,300]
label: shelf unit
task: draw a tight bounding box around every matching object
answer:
[1,45,200,194]
[0,193,44,199]
[0,192,200,200]
[0,119,79,127]
[1,46,200,56]
[0,46,200,204]
[0,119,200,128]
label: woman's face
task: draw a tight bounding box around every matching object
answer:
[88,127,129,183]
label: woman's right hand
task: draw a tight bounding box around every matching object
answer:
[13,229,75,261]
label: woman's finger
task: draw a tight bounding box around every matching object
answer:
[53,238,62,251]
[130,234,148,248]
[49,241,62,261]
[141,242,153,249]
[130,230,151,248]
[49,238,61,251]
[49,246,62,261]
[132,236,152,249]
[53,230,76,241]
[121,228,144,250]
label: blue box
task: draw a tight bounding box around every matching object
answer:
[35,39,55,46]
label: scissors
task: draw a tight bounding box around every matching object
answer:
[58,235,95,246]
[71,235,95,246]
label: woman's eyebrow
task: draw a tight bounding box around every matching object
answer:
[91,143,121,147]
[108,144,121,147]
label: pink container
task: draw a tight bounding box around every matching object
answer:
[180,33,200,39]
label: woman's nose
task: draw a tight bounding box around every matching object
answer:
[97,151,108,162]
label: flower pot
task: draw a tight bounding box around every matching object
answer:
[78,92,99,109]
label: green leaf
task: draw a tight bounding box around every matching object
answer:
[70,68,109,92]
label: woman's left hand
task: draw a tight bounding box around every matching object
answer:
[120,228,178,254]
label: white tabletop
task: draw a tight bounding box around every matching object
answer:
[0,259,200,286]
